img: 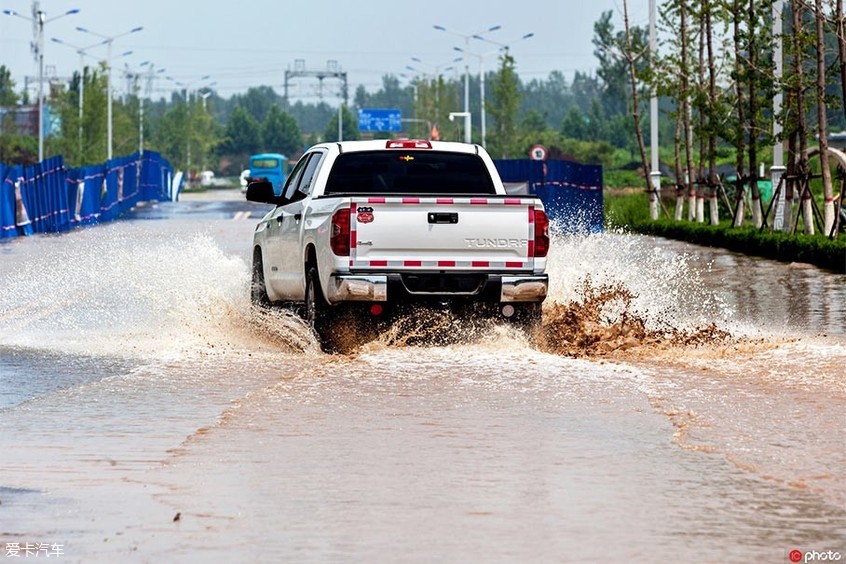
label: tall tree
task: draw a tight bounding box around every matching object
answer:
[561,106,590,140]
[815,0,836,234]
[837,0,846,122]
[521,71,575,130]
[621,0,654,216]
[0,65,17,106]
[593,11,633,117]
[224,105,261,156]
[53,65,109,166]
[486,53,521,158]
[791,0,815,233]
[706,0,720,225]
[731,0,749,226]
[745,0,771,228]
[654,0,696,221]
[322,105,359,142]
[261,104,302,155]
[232,86,279,123]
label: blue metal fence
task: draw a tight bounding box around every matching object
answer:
[494,159,604,233]
[1,151,176,239]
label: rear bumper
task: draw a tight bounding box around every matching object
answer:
[326,272,548,304]
[327,275,389,302]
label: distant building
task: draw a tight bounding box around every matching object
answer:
[0,105,57,138]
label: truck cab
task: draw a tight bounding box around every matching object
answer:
[248,153,288,196]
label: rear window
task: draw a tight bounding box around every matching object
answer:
[324,150,495,195]
[251,158,280,169]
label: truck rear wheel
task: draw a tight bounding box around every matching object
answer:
[304,266,339,351]
[304,267,323,331]
[304,267,381,353]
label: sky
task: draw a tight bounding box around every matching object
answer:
[0,0,650,104]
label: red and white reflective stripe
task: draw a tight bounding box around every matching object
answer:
[535,180,601,191]
[349,202,358,264]
[350,202,358,249]
[528,205,535,257]
[351,197,537,206]
[349,259,532,269]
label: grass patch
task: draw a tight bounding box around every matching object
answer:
[604,190,651,227]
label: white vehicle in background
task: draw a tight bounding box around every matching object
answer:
[199,170,216,186]
[246,139,550,350]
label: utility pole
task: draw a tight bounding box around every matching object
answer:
[649,0,661,220]
[284,60,348,141]
[772,1,788,231]
[2,3,79,161]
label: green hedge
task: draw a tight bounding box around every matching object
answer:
[630,220,846,273]
[604,193,846,273]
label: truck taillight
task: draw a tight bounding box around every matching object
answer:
[330,208,351,256]
[533,209,550,258]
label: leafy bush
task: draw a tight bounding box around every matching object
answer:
[604,169,646,189]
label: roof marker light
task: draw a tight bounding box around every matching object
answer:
[385,140,432,149]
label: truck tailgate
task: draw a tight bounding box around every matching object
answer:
[349,196,540,271]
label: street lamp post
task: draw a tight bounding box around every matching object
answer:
[50,37,103,160]
[434,24,501,142]
[76,25,143,160]
[134,62,165,158]
[449,112,471,144]
[3,6,79,162]
[398,70,422,136]
[466,32,535,148]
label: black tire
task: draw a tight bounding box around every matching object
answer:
[304,267,380,353]
[304,266,337,350]
[304,266,321,331]
[251,251,271,307]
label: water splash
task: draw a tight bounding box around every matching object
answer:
[546,230,735,330]
[0,223,740,359]
[0,223,313,357]
[535,278,732,357]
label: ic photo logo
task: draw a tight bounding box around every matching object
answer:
[790,549,842,562]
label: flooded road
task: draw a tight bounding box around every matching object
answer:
[1,189,844,562]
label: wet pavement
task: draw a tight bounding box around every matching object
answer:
[0,188,844,562]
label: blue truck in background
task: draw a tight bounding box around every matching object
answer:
[246,153,287,196]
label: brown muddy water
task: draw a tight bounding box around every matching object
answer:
[0,191,844,563]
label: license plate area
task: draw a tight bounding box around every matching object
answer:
[428,212,459,224]
[401,273,485,295]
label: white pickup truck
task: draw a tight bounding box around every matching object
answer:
[246,139,549,348]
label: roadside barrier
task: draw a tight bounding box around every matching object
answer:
[0,151,176,239]
[495,159,604,233]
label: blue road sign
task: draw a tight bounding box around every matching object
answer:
[358,108,402,132]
